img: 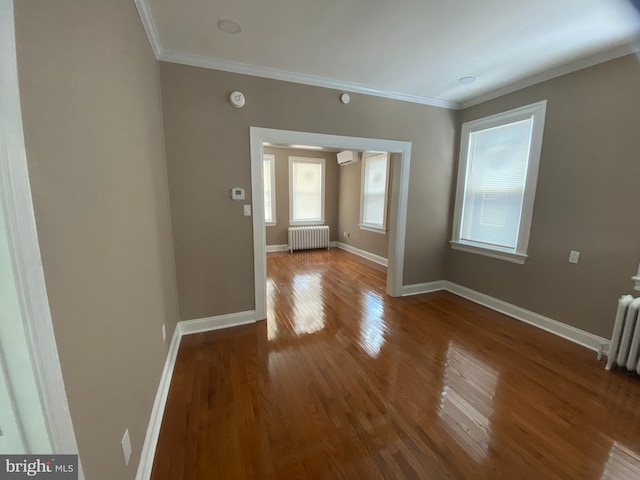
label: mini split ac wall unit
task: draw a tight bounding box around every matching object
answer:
[337,150,361,165]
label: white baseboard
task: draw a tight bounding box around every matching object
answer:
[401,281,446,296]
[399,279,609,353]
[335,242,388,267]
[444,282,610,353]
[266,244,288,252]
[135,325,182,480]
[267,242,338,253]
[179,310,258,336]
[135,309,259,479]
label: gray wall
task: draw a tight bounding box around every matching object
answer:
[160,61,457,321]
[337,157,392,259]
[15,1,179,478]
[447,54,640,338]
[264,146,340,246]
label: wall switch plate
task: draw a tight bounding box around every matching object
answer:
[569,250,580,264]
[243,205,251,216]
[162,324,166,343]
[122,429,132,466]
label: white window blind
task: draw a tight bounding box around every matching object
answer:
[289,157,325,223]
[460,119,533,249]
[263,155,275,224]
[360,153,389,231]
[451,101,547,264]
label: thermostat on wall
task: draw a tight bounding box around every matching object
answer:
[231,187,245,200]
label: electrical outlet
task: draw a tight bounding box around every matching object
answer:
[121,429,132,466]
[162,324,166,343]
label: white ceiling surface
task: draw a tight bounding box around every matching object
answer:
[145,0,640,107]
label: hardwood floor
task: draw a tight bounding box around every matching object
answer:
[151,249,640,479]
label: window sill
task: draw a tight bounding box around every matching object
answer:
[289,221,325,226]
[359,224,386,234]
[265,222,276,227]
[450,241,528,264]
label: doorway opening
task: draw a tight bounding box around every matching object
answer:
[249,128,412,321]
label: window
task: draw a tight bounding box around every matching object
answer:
[360,152,389,232]
[451,101,547,264]
[263,154,276,225]
[289,157,325,224]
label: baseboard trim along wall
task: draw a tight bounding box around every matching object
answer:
[135,325,182,480]
[266,244,288,252]
[402,280,610,353]
[335,242,388,267]
[444,282,609,353]
[135,310,261,480]
[401,281,446,296]
[179,310,257,335]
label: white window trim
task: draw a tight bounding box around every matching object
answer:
[288,156,326,225]
[359,152,390,234]
[360,225,387,234]
[263,154,276,226]
[451,100,547,263]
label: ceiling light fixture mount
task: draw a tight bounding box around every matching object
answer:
[217,19,242,34]
[459,76,476,84]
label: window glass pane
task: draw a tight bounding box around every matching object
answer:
[263,158,272,222]
[292,161,322,221]
[460,118,533,249]
[362,154,388,227]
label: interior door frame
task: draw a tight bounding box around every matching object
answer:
[250,127,412,320]
[1,0,82,472]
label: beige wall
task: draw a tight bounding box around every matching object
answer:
[14,1,178,479]
[447,54,640,338]
[264,147,340,246]
[160,62,457,321]
[12,0,639,475]
[337,156,393,258]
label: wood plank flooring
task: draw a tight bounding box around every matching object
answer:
[151,249,640,479]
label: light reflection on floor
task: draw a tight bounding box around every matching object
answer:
[358,290,386,358]
[438,341,499,464]
[601,441,640,479]
[291,272,326,335]
[266,277,278,340]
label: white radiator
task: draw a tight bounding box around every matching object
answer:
[606,295,640,373]
[288,226,330,252]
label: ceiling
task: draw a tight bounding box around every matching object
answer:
[138,0,640,109]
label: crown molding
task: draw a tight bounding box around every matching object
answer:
[135,0,638,112]
[134,0,163,59]
[158,49,460,109]
[460,42,640,109]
